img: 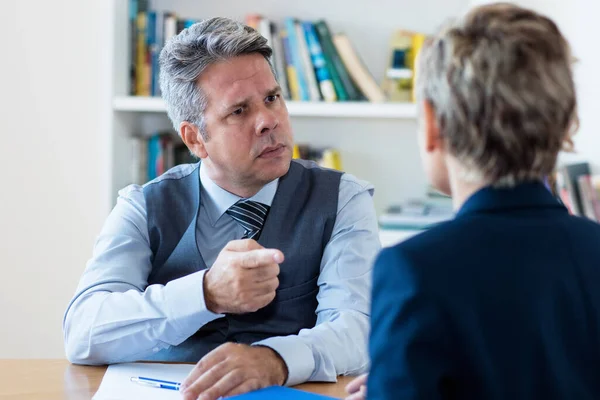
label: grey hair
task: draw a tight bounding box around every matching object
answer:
[415,2,578,186]
[159,17,274,139]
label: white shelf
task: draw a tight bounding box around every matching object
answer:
[112,96,417,119]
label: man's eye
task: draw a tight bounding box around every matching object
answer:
[232,108,244,116]
[266,94,279,103]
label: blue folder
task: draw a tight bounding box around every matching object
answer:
[228,386,338,399]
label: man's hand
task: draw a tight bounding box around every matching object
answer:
[204,239,284,314]
[180,343,288,400]
[345,373,368,400]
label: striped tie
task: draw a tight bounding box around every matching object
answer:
[226,200,270,240]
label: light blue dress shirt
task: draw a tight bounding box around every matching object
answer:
[63,163,381,386]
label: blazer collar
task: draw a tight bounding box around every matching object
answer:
[456,181,568,217]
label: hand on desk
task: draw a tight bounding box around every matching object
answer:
[345,373,368,400]
[204,239,284,314]
[180,343,288,400]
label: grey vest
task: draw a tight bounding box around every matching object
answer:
[142,160,342,361]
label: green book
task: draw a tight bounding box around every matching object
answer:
[315,20,363,101]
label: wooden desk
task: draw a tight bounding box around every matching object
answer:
[0,360,353,399]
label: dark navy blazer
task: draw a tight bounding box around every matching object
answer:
[368,182,600,399]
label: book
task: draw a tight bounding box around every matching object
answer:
[281,30,301,101]
[257,16,272,47]
[410,33,427,102]
[135,11,150,96]
[284,18,310,101]
[293,143,343,171]
[577,175,600,221]
[295,21,321,101]
[245,14,261,30]
[303,21,337,102]
[146,11,158,96]
[163,12,178,44]
[314,21,361,101]
[269,22,291,100]
[381,30,414,102]
[333,33,386,103]
[379,200,454,230]
[131,136,148,185]
[557,162,592,216]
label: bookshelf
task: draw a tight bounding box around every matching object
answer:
[113,96,418,118]
[108,0,468,216]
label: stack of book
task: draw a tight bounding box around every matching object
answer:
[128,0,198,96]
[130,135,343,185]
[127,1,424,103]
[248,15,383,103]
[293,144,343,171]
[130,133,194,184]
[379,187,454,231]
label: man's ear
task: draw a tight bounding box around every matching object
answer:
[422,100,443,153]
[180,121,208,159]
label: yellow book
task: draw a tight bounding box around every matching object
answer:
[292,144,301,159]
[321,149,343,171]
[410,33,427,103]
[136,12,150,96]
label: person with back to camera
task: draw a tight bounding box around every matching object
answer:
[346,2,600,399]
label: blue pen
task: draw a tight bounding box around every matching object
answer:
[130,376,182,391]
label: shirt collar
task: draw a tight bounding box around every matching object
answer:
[199,162,279,226]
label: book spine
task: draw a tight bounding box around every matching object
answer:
[146,12,156,96]
[295,21,321,101]
[333,33,386,102]
[135,12,148,96]
[163,12,178,44]
[281,31,300,101]
[258,17,272,48]
[270,23,290,100]
[146,11,159,97]
[578,175,600,222]
[184,19,195,29]
[129,0,138,95]
[176,19,186,34]
[314,21,358,101]
[284,18,309,101]
[410,33,427,103]
[147,135,157,180]
[303,21,337,102]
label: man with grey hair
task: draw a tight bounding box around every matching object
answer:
[63,17,380,400]
[348,3,600,400]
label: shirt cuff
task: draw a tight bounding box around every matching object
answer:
[163,270,224,344]
[253,335,315,387]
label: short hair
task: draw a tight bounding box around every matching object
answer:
[159,17,274,139]
[415,3,578,186]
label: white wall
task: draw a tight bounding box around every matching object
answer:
[469,0,600,172]
[0,2,112,357]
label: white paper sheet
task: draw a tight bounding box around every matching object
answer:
[93,363,195,400]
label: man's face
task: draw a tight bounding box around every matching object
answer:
[196,53,293,193]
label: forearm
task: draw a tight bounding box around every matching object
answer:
[255,309,370,386]
[63,270,222,365]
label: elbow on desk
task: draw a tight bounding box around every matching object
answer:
[63,314,109,366]
[64,331,108,366]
